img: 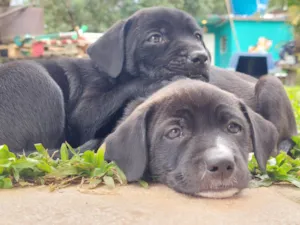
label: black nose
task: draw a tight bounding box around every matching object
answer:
[207,157,235,179]
[188,51,208,64]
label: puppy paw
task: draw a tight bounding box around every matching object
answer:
[278,138,296,156]
[76,139,103,153]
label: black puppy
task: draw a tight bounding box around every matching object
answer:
[0,7,210,153]
[103,79,278,198]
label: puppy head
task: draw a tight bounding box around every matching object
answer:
[104,80,278,198]
[87,7,210,81]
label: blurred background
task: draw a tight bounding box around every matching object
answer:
[0,0,299,84]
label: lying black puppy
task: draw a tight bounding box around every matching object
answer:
[0,7,210,152]
[103,79,278,198]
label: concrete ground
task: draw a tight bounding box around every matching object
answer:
[1,184,300,225]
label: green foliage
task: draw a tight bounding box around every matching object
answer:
[0,143,127,190]
[30,0,124,33]
[249,86,300,188]
[285,86,300,131]
[248,149,300,188]
[25,0,296,34]
[27,0,228,33]
[267,0,287,10]
[288,0,300,5]
[268,0,300,35]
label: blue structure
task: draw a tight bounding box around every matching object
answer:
[231,0,258,15]
[231,0,269,15]
[199,0,294,70]
[204,17,294,68]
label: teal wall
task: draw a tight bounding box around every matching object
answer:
[206,23,232,68]
[213,22,233,68]
[207,20,294,68]
[233,20,294,61]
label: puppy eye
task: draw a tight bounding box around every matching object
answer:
[227,122,242,134]
[194,33,202,40]
[148,33,163,43]
[166,128,182,139]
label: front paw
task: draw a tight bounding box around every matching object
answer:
[278,138,296,156]
[76,139,103,153]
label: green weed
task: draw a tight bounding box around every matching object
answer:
[0,143,127,190]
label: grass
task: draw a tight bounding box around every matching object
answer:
[0,86,300,190]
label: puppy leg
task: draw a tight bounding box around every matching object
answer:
[76,139,103,152]
[255,75,297,153]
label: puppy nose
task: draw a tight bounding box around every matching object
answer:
[207,157,235,179]
[188,51,208,64]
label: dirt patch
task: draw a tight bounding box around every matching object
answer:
[1,184,300,225]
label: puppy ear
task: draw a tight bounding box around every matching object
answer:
[104,105,153,182]
[87,19,131,78]
[239,102,278,171]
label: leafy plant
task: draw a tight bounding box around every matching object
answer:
[285,86,300,131]
[0,143,127,190]
[287,0,300,36]
[248,146,300,188]
[249,86,300,188]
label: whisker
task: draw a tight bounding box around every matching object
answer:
[200,162,207,182]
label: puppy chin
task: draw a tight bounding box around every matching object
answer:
[195,188,240,199]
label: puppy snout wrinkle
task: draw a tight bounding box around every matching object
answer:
[188,50,208,64]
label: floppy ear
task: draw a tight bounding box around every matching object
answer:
[87,19,131,78]
[239,102,278,171]
[104,105,153,182]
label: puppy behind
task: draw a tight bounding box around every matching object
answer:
[104,79,278,198]
[0,61,65,152]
